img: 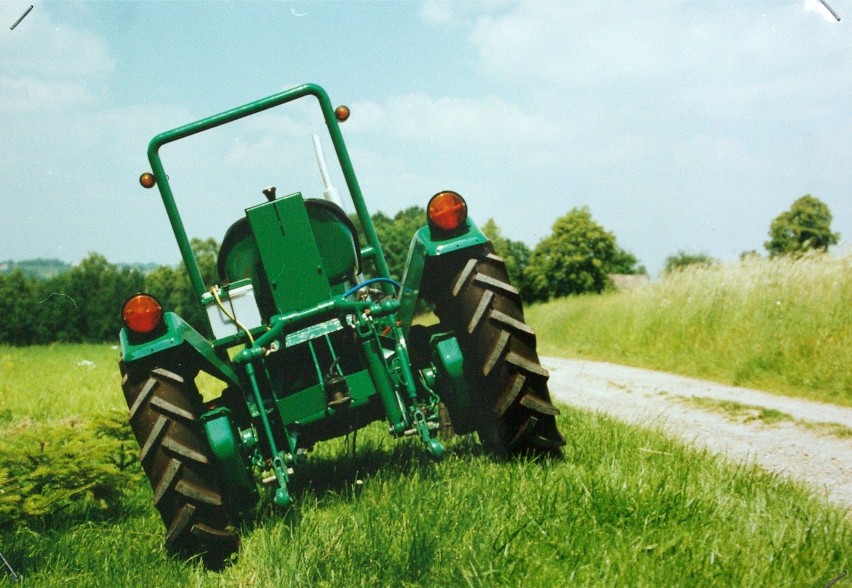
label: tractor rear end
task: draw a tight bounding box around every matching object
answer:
[118,83,563,564]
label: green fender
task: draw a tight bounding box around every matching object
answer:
[119,311,241,388]
[397,218,489,332]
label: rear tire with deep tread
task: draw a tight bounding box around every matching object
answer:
[120,362,239,564]
[427,246,565,457]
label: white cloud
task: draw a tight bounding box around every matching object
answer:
[225,135,279,164]
[344,100,388,134]
[396,93,551,143]
[2,0,849,275]
[353,92,555,148]
[468,2,839,93]
[471,3,673,87]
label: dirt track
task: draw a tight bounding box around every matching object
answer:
[543,357,852,513]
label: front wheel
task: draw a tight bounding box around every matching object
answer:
[120,362,239,564]
[427,247,565,456]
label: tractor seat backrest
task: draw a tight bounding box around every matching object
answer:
[303,198,362,287]
[217,196,361,315]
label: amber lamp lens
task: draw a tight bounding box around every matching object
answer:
[427,191,467,231]
[123,294,163,334]
[139,172,156,189]
[335,105,350,122]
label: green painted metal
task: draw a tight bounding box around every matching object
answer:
[284,317,343,348]
[201,407,259,510]
[220,237,261,284]
[246,194,331,315]
[275,369,373,426]
[244,361,292,507]
[145,83,396,328]
[119,312,240,387]
[431,334,477,435]
[358,325,407,435]
[130,82,479,521]
[397,218,489,332]
[305,202,360,288]
[276,383,326,425]
[232,297,400,365]
[394,337,445,459]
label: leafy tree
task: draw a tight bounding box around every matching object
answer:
[764,194,839,257]
[525,207,622,301]
[0,254,146,344]
[0,270,40,345]
[609,246,646,276]
[59,253,146,342]
[0,258,71,279]
[145,237,219,335]
[370,206,426,280]
[144,265,184,316]
[663,251,716,274]
[33,270,78,343]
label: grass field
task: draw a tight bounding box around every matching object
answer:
[1,344,850,586]
[526,252,852,407]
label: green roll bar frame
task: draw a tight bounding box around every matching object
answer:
[145,83,394,311]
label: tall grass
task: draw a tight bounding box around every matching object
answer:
[527,252,852,406]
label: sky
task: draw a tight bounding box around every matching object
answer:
[1,0,850,276]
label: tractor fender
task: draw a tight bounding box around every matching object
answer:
[397,218,489,331]
[119,311,241,388]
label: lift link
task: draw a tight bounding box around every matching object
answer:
[394,335,444,460]
[244,362,292,507]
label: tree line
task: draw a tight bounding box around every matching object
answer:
[0,194,837,345]
[0,239,220,346]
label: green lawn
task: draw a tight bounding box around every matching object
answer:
[1,344,849,586]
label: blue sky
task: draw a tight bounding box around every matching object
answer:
[1,1,850,275]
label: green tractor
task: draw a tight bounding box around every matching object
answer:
[119,83,564,561]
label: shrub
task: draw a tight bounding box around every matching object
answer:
[0,411,139,528]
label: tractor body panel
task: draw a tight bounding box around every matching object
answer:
[246,194,332,315]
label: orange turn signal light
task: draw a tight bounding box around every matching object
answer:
[427,191,468,232]
[122,293,163,334]
[335,105,350,122]
[139,172,156,189]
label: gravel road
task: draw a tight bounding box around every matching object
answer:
[543,356,852,513]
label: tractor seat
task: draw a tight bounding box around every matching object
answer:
[217,198,361,291]
[303,198,362,287]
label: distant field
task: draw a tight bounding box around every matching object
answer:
[527,252,852,407]
[0,344,125,422]
[1,343,850,586]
